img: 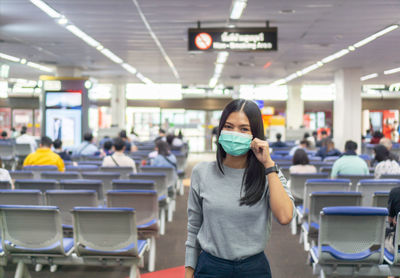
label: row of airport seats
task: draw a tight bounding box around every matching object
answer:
[0,205,147,278]
[0,188,158,274]
[308,207,400,278]
[0,158,189,275]
[284,175,400,277]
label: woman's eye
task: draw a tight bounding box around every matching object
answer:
[241,128,249,132]
[224,125,232,129]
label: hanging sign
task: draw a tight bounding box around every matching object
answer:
[188,27,278,52]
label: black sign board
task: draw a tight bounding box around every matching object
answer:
[188,27,278,52]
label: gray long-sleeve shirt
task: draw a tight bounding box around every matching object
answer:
[185,161,295,269]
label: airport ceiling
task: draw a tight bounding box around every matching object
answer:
[1,0,400,86]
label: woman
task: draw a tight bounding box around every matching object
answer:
[289,149,317,174]
[374,144,400,179]
[185,99,294,278]
[151,140,177,169]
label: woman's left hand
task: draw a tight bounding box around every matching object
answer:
[250,138,274,168]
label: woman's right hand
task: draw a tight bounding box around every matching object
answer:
[185,267,194,278]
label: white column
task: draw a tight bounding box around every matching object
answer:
[111,83,126,129]
[286,85,304,129]
[333,68,362,152]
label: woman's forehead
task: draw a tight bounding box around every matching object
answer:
[226,111,250,125]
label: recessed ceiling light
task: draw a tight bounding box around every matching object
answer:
[279,9,295,14]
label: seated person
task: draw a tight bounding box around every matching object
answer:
[119,130,135,153]
[270,133,287,148]
[166,133,184,148]
[386,186,400,258]
[289,140,310,156]
[373,144,400,179]
[101,140,113,156]
[331,140,369,178]
[53,139,72,161]
[151,140,177,169]
[380,137,399,162]
[23,136,65,172]
[370,131,384,144]
[16,126,37,152]
[315,139,341,160]
[0,167,11,182]
[72,132,99,157]
[289,149,317,174]
[0,131,10,142]
[316,130,329,147]
[102,137,137,173]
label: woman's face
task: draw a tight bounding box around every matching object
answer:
[222,111,252,136]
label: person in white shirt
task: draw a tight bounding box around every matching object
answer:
[72,133,99,157]
[0,168,11,183]
[16,126,37,152]
[102,137,137,173]
[374,144,400,179]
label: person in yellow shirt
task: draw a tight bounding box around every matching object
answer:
[23,136,65,172]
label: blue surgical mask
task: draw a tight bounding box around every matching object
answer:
[218,130,252,156]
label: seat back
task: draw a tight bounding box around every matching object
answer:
[0,181,11,190]
[14,144,31,156]
[372,191,390,207]
[65,165,99,173]
[289,173,329,200]
[323,156,340,163]
[310,161,329,172]
[23,165,58,179]
[78,161,102,166]
[100,166,134,179]
[0,205,66,255]
[14,179,58,192]
[319,166,332,174]
[0,142,14,157]
[81,172,120,194]
[45,190,98,227]
[317,206,387,264]
[107,190,158,228]
[0,189,42,205]
[140,166,176,188]
[357,179,400,206]
[129,172,168,197]
[337,174,375,191]
[303,179,351,215]
[41,171,80,181]
[112,180,155,191]
[308,192,362,230]
[175,154,187,171]
[72,207,138,256]
[381,174,400,179]
[59,179,103,202]
[9,170,34,180]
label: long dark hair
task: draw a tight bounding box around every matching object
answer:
[156,140,171,156]
[216,99,266,206]
[293,149,309,165]
[374,144,390,162]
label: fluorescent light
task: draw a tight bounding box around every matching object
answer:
[0,52,20,63]
[30,0,61,18]
[348,46,356,51]
[209,77,218,88]
[136,73,153,84]
[321,49,349,63]
[360,73,378,81]
[285,73,299,82]
[270,79,286,86]
[20,59,27,64]
[299,62,324,75]
[215,64,224,75]
[100,48,123,64]
[384,67,400,75]
[216,52,229,64]
[374,25,399,37]
[353,24,398,48]
[121,63,137,74]
[26,62,53,72]
[230,0,247,20]
[66,25,101,48]
[57,17,68,25]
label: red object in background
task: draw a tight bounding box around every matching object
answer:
[141,160,147,166]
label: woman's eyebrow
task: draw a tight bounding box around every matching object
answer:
[225,121,250,127]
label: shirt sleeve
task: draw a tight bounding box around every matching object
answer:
[185,169,203,269]
[331,161,339,178]
[56,155,65,172]
[274,170,296,220]
[23,153,32,167]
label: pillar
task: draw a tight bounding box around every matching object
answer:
[333,68,362,152]
[205,111,213,152]
[286,85,304,129]
[111,83,126,129]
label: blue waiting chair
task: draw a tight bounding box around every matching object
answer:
[357,179,400,206]
[59,179,103,203]
[310,206,387,277]
[0,189,42,205]
[14,179,58,193]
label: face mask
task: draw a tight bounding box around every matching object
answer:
[218,130,252,156]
